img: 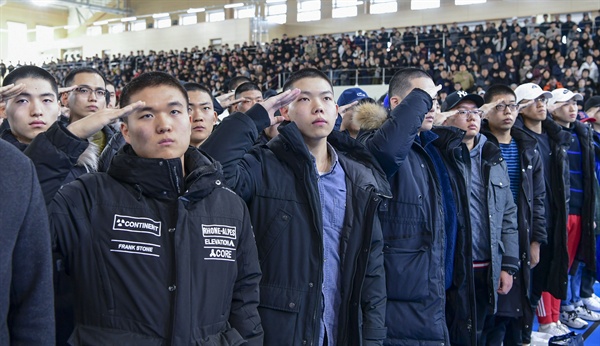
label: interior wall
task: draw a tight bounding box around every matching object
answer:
[1,0,599,64]
[32,18,252,61]
[281,0,600,37]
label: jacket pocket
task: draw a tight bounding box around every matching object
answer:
[490,171,510,212]
[195,323,245,346]
[256,209,291,263]
[383,246,430,301]
[258,285,301,343]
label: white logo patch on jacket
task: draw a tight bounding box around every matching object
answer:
[113,214,162,237]
[202,224,237,262]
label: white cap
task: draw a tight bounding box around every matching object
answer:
[514,83,553,103]
[548,88,583,106]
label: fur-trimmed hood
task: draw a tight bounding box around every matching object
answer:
[352,102,389,131]
[78,139,98,172]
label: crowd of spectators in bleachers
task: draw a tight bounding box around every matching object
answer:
[3,12,599,104]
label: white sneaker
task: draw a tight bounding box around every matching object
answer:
[575,304,600,321]
[538,322,568,336]
[556,320,571,334]
[582,294,600,311]
[560,310,589,329]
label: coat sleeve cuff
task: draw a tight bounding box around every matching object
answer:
[243,104,271,134]
[362,326,387,341]
[501,256,520,272]
[45,122,89,160]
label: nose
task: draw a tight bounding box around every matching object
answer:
[88,90,97,102]
[156,114,172,134]
[312,99,325,114]
[31,98,44,117]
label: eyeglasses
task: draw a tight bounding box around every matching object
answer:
[454,109,483,120]
[74,86,107,99]
[495,103,519,112]
[533,96,547,104]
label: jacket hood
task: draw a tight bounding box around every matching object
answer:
[108,145,223,201]
[352,102,389,131]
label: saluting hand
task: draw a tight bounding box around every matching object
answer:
[0,83,26,103]
[67,101,145,139]
[259,88,301,126]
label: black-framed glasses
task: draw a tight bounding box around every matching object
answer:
[495,103,519,112]
[74,86,106,98]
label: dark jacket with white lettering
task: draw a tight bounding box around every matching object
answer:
[201,105,391,346]
[353,90,450,346]
[48,145,263,346]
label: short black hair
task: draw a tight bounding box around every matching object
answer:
[388,67,432,99]
[3,65,58,96]
[234,82,261,99]
[62,67,106,88]
[120,72,189,123]
[484,84,516,103]
[227,76,251,92]
[282,68,332,92]
[183,82,211,96]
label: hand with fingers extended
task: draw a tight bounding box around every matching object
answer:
[434,110,456,126]
[423,84,442,99]
[259,88,301,125]
[216,91,244,109]
[338,100,358,118]
[479,99,504,119]
[0,83,26,103]
[67,101,145,139]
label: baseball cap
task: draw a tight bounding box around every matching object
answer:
[441,90,484,112]
[548,88,583,106]
[514,83,553,103]
[584,96,600,112]
[337,87,369,107]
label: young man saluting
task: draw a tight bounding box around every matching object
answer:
[48,72,264,345]
[202,68,390,345]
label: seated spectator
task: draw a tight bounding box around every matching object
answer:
[454,63,475,92]
[561,68,579,90]
[543,76,564,91]
[580,55,599,84]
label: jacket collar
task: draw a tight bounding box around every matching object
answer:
[480,120,538,150]
[1,129,27,152]
[431,126,466,151]
[270,121,392,198]
[108,145,222,201]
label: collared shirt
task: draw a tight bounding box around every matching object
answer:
[470,134,491,262]
[312,143,346,346]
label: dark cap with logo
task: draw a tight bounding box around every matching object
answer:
[441,90,485,112]
[337,87,369,107]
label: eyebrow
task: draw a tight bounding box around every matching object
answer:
[77,84,106,91]
[18,92,57,99]
[299,90,333,96]
[139,101,186,112]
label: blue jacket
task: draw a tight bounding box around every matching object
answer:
[354,89,450,346]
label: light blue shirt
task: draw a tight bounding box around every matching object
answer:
[313,143,346,346]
